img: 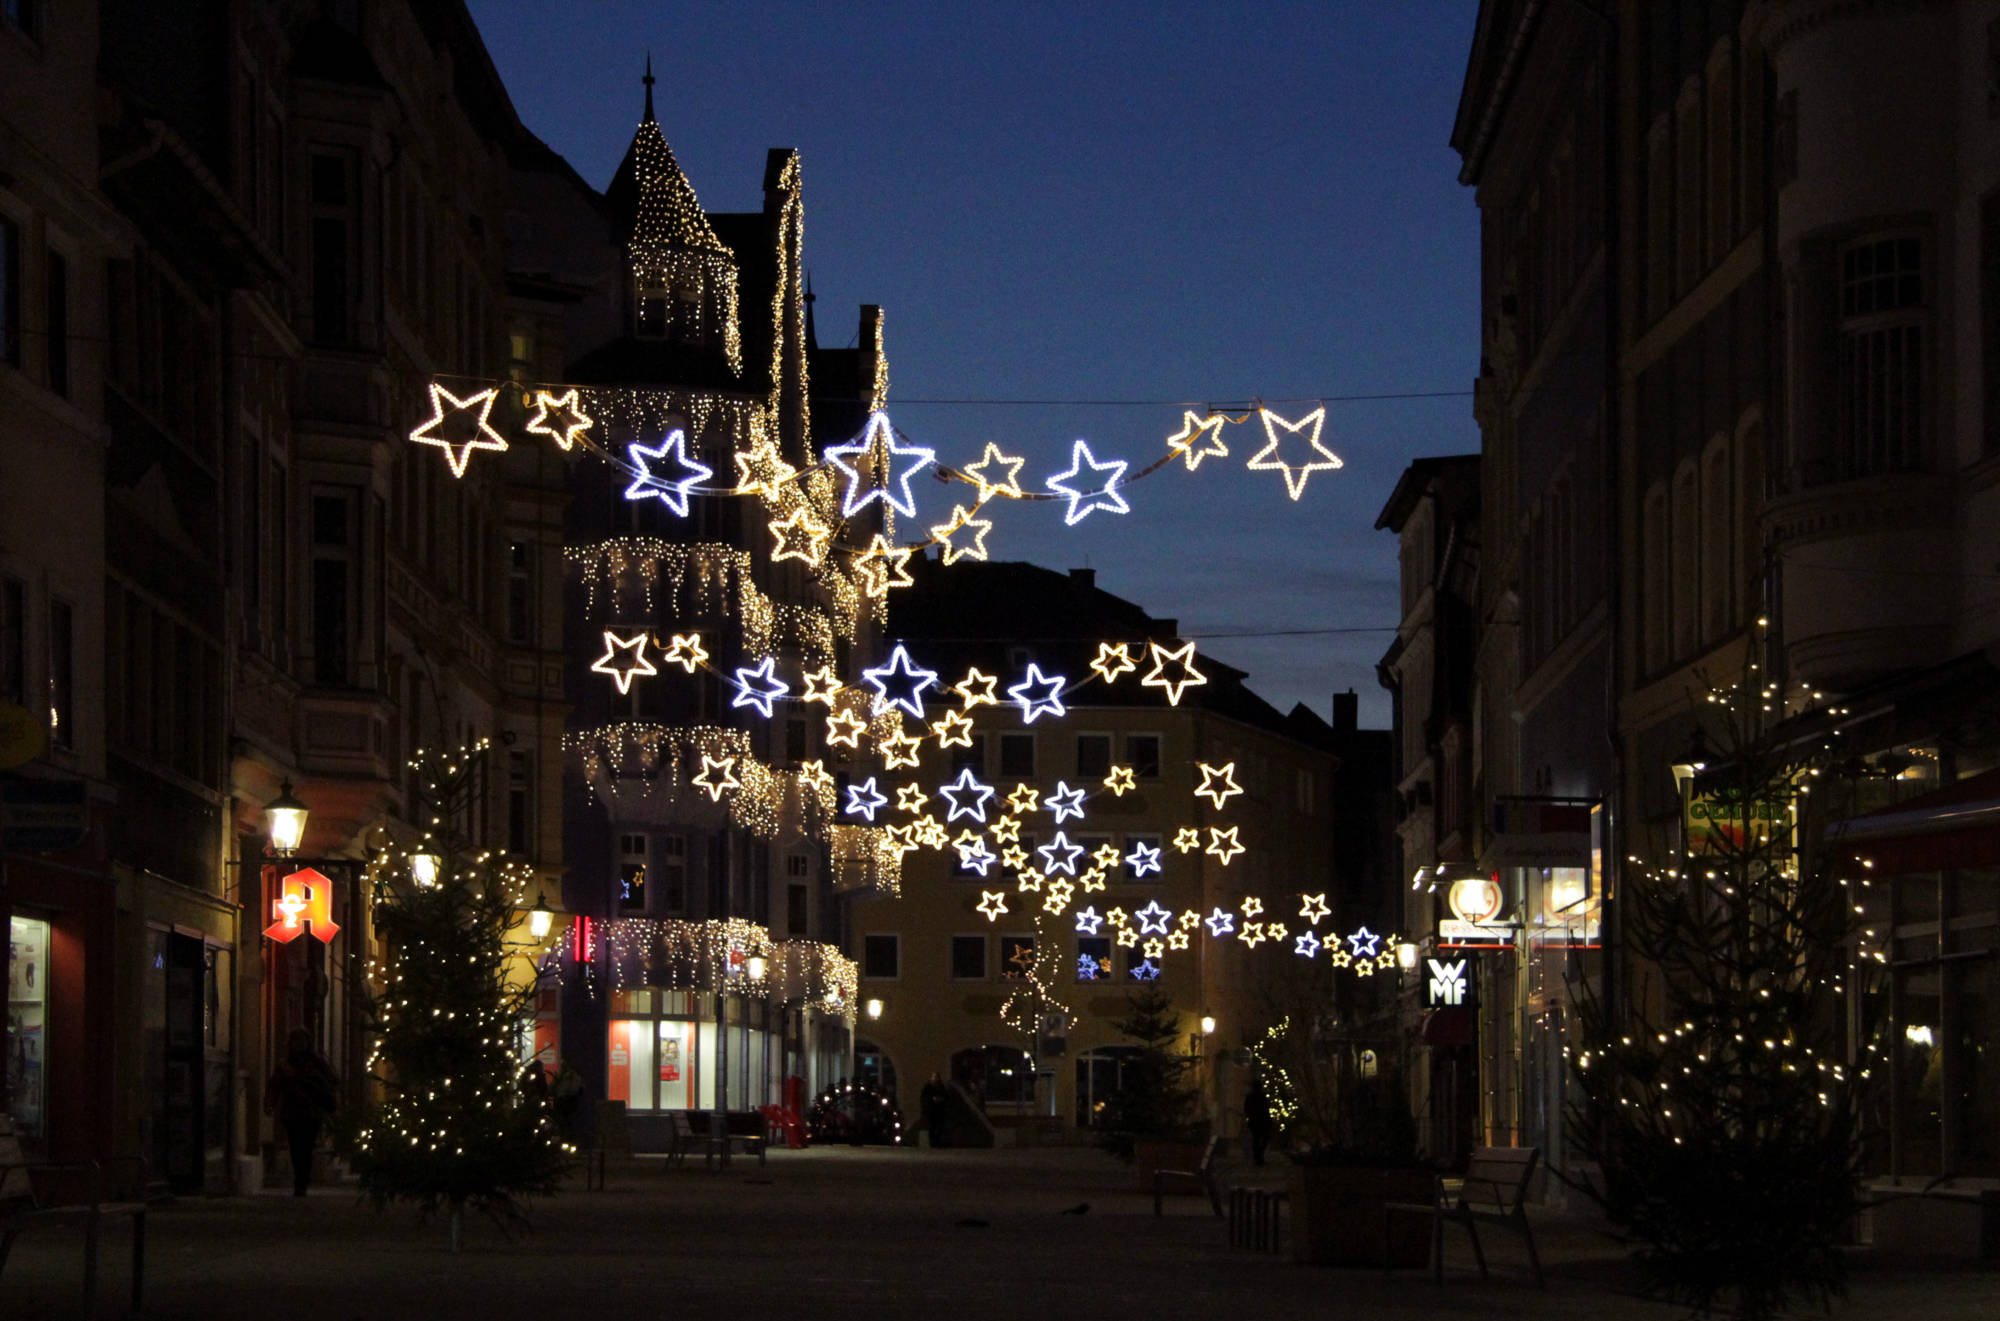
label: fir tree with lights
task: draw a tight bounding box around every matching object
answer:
[1565,653,1877,1319]
[1100,984,1203,1154]
[349,744,570,1249]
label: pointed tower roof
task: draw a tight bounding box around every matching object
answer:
[603,62,728,257]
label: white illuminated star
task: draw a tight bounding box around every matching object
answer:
[1045,439,1130,525]
[824,411,933,519]
[624,429,713,516]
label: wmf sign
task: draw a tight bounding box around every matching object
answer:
[1424,956,1478,1009]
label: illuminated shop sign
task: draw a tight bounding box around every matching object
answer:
[263,868,341,944]
[1424,956,1477,1008]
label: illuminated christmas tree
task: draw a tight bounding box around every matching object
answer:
[1099,984,1203,1154]
[350,744,569,1249]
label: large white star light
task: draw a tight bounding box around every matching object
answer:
[1007,664,1068,723]
[1246,405,1341,501]
[823,411,934,519]
[589,630,658,694]
[1134,900,1172,936]
[624,429,714,516]
[409,383,508,478]
[1074,906,1105,936]
[730,656,789,719]
[1037,831,1085,876]
[844,777,888,822]
[938,767,997,823]
[1125,841,1163,878]
[1044,781,1087,824]
[1346,926,1383,960]
[862,644,940,720]
[1045,439,1130,525]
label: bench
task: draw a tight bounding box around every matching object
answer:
[1227,1184,1288,1252]
[0,1116,150,1313]
[1383,1144,1544,1288]
[672,1111,769,1170]
[1151,1134,1223,1218]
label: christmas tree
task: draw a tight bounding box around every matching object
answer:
[350,744,570,1249]
[1100,984,1203,1154]
[1565,656,1878,1318]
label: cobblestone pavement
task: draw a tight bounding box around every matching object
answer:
[3,1145,1994,1320]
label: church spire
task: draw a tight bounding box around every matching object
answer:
[642,53,655,123]
[805,271,818,351]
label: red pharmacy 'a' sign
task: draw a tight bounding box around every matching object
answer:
[264,868,341,944]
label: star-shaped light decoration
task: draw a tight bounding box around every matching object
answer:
[1045,439,1130,525]
[523,388,592,451]
[1299,893,1332,925]
[916,817,950,849]
[863,644,940,720]
[1000,845,1030,870]
[800,666,843,704]
[1015,869,1045,893]
[1102,765,1136,796]
[409,383,507,478]
[895,783,930,814]
[1329,948,1353,968]
[931,709,975,749]
[1091,843,1123,871]
[1128,959,1160,982]
[1074,906,1105,935]
[1137,939,1162,962]
[1239,923,1267,948]
[825,708,867,748]
[1241,896,1264,918]
[853,534,916,597]
[962,441,1027,502]
[799,760,836,800]
[1090,642,1137,685]
[1345,926,1383,960]
[624,430,713,516]
[1141,640,1207,707]
[1167,929,1191,951]
[824,411,933,519]
[1178,909,1203,931]
[1165,409,1228,471]
[1207,827,1244,865]
[1294,930,1322,959]
[1077,953,1104,981]
[1077,866,1108,893]
[1246,405,1341,501]
[953,834,997,876]
[1106,907,1129,928]
[1043,879,1075,913]
[1204,907,1236,938]
[844,777,888,822]
[1006,783,1041,815]
[882,823,919,856]
[976,890,1009,922]
[1037,831,1084,875]
[929,506,993,565]
[590,630,658,694]
[1264,922,1289,945]
[1045,781,1087,824]
[1115,927,1139,949]
[732,436,797,496]
[1195,762,1243,809]
[768,509,830,566]
[953,668,999,709]
[1172,827,1202,853]
[1007,664,1068,723]
[939,767,996,823]
[1375,941,1401,970]
[1134,900,1173,936]
[988,814,1021,844]
[1125,841,1163,878]
[693,755,739,802]
[730,656,789,719]
[1354,959,1376,978]
[881,728,924,770]
[663,632,707,673]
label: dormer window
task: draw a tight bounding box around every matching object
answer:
[637,287,668,338]
[671,280,701,346]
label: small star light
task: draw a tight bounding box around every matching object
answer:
[939,768,996,823]
[409,382,507,477]
[1142,938,1166,960]
[1126,841,1163,877]
[1103,765,1136,796]
[1329,948,1353,968]
[1295,930,1322,959]
[976,891,1009,922]
[1195,762,1243,809]
[954,668,1000,709]
[730,656,789,719]
[1037,831,1084,875]
[864,644,941,719]
[590,630,658,694]
[664,632,707,673]
[1116,927,1140,949]
[1006,783,1041,814]
[954,835,998,876]
[1346,927,1383,960]
[1015,869,1045,893]
[1129,959,1161,982]
[1075,906,1105,935]
[930,506,993,565]
[844,777,888,822]
[1077,866,1108,893]
[1045,439,1130,525]
[1354,959,1376,978]
[1173,827,1202,853]
[1000,845,1030,870]
[523,388,592,451]
[1207,827,1244,865]
[1299,893,1332,925]
[881,728,924,769]
[1045,782,1088,823]
[1141,641,1208,707]
[853,534,916,597]
[1166,410,1229,471]
[769,509,831,566]
[1043,879,1075,913]
[824,411,934,519]
[1376,947,1399,970]
[1246,405,1341,501]
[1077,953,1103,981]
[895,783,930,814]
[624,430,714,516]
[1239,923,1267,948]
[693,755,739,801]
[1167,929,1191,951]
[731,436,797,496]
[1178,909,1202,931]
[962,441,1028,502]
[1241,896,1264,918]
[1205,907,1236,938]
[800,666,843,704]
[1264,922,1288,945]
[1091,843,1123,870]
[1091,642,1137,684]
[1007,664,1068,723]
[1134,900,1173,936]
[883,824,919,856]
[801,760,836,799]
[932,709,975,749]
[1107,907,1129,928]
[825,708,867,748]
[989,814,1021,844]
[916,817,950,848]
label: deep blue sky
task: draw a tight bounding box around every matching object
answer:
[468,0,1483,730]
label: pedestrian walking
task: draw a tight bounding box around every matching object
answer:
[265,1027,339,1196]
[1244,1077,1275,1167]
[920,1072,950,1148]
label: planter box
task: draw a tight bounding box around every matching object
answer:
[1133,1139,1207,1196]
[1287,1164,1434,1267]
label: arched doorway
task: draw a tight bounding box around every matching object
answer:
[950,1043,1035,1110]
[855,1037,898,1109]
[1074,1046,1144,1128]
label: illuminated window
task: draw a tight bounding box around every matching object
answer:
[618,834,647,913]
[6,915,50,1143]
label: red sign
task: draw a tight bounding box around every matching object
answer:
[264,868,341,944]
[573,915,595,964]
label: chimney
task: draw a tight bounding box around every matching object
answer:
[1068,568,1095,589]
[1333,689,1358,734]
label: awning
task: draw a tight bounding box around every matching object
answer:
[1826,769,2000,874]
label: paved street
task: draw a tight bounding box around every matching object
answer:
[4,1145,1994,1320]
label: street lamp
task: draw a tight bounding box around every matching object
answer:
[865,997,883,1021]
[746,954,768,982]
[527,893,554,940]
[1199,1015,1216,1037]
[409,849,442,888]
[1396,941,1420,971]
[264,781,308,857]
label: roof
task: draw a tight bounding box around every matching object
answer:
[605,117,728,255]
[1449,0,1540,186]
[1374,454,1480,532]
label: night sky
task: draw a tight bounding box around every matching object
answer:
[466,0,1482,729]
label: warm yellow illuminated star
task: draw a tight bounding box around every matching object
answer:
[1007,783,1041,814]
[1116,927,1139,948]
[853,534,915,596]
[1354,959,1376,978]
[954,668,1000,709]
[1299,893,1331,925]
[930,505,993,565]
[1166,410,1229,471]
[799,760,836,801]
[883,823,919,856]
[1102,765,1136,796]
[1173,827,1202,853]
[1142,938,1165,960]
[663,632,708,674]
[1167,929,1190,951]
[1178,909,1202,931]
[1241,895,1264,918]
[769,508,831,566]
[800,665,843,704]
[733,436,797,496]
[962,441,1027,502]
[916,817,950,849]
[1077,866,1108,893]
[1016,869,1045,893]
[931,709,975,749]
[409,382,507,478]
[589,630,658,695]
[1239,922,1266,948]
[1090,642,1137,685]
[1000,845,1029,871]
[1044,879,1075,913]
[1091,843,1122,871]
[1208,827,1244,865]
[825,708,867,748]
[1195,762,1242,809]
[1247,405,1341,500]
[989,815,1021,844]
[977,890,1009,922]
[1142,640,1207,707]
[1329,948,1353,968]
[692,755,739,801]
[881,728,924,770]
[1264,922,1288,945]
[896,783,930,814]
[1106,907,1129,928]
[524,388,593,451]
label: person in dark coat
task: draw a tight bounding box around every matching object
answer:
[1244,1077,1275,1167]
[920,1072,950,1149]
[265,1027,338,1196]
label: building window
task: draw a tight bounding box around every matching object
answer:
[637,288,667,338]
[862,933,899,981]
[1075,734,1112,780]
[506,542,534,645]
[46,598,71,751]
[786,882,809,937]
[1077,935,1112,982]
[308,152,355,346]
[1125,734,1161,779]
[999,732,1035,778]
[951,934,986,981]
[606,989,706,1113]
[949,733,986,776]
[657,834,687,914]
[310,491,355,685]
[43,248,66,397]
[0,574,23,706]
[0,215,18,365]
[7,914,50,1143]
[507,750,532,856]
[618,834,647,913]
[999,934,1036,980]
[1835,236,1926,480]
